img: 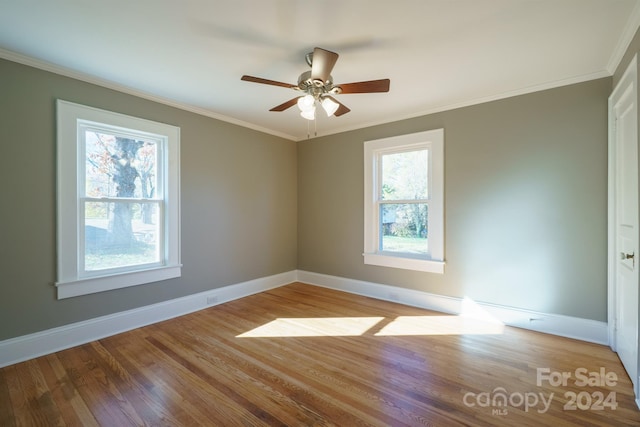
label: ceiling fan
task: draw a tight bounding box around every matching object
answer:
[241,47,390,121]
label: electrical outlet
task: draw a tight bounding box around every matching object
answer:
[206,295,219,305]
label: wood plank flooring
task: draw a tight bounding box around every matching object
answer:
[1,282,640,426]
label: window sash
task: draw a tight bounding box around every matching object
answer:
[363,129,444,274]
[378,147,429,201]
[378,201,429,255]
[374,152,432,260]
[79,199,165,276]
[78,124,167,276]
[79,122,165,200]
[374,146,432,259]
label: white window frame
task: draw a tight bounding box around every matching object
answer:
[363,129,444,273]
[56,100,181,299]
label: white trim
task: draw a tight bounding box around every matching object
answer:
[362,253,445,274]
[608,85,616,350]
[56,265,183,299]
[0,271,296,368]
[297,270,609,345]
[56,100,181,298]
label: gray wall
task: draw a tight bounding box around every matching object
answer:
[298,78,611,321]
[0,53,616,341]
[0,58,298,341]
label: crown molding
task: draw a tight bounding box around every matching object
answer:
[305,70,611,141]
[606,0,640,74]
[0,48,298,141]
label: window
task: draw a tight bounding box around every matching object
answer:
[56,100,181,298]
[363,129,444,273]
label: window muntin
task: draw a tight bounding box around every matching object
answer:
[56,100,181,299]
[364,129,444,274]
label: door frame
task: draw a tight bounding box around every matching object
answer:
[608,53,640,405]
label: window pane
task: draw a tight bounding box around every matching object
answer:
[84,201,160,271]
[85,131,158,199]
[380,203,428,254]
[381,149,428,200]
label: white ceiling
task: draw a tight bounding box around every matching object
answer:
[1,0,639,141]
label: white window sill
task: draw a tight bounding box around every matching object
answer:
[363,253,445,274]
[55,264,182,299]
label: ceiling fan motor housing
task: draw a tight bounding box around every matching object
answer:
[297,71,339,98]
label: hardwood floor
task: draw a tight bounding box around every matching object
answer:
[1,282,640,426]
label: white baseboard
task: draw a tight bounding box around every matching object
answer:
[0,271,296,368]
[0,269,609,368]
[296,270,609,345]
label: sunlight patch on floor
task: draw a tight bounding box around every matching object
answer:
[236,297,505,338]
[374,315,504,336]
[236,317,385,337]
[373,297,505,336]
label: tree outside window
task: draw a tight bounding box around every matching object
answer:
[83,130,161,271]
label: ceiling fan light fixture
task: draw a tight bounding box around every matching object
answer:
[297,94,315,112]
[300,106,316,120]
[321,97,339,117]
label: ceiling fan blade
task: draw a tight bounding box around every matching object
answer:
[326,96,351,117]
[311,47,339,83]
[269,97,300,112]
[241,75,297,89]
[336,79,390,94]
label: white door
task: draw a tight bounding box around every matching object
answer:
[610,54,639,397]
